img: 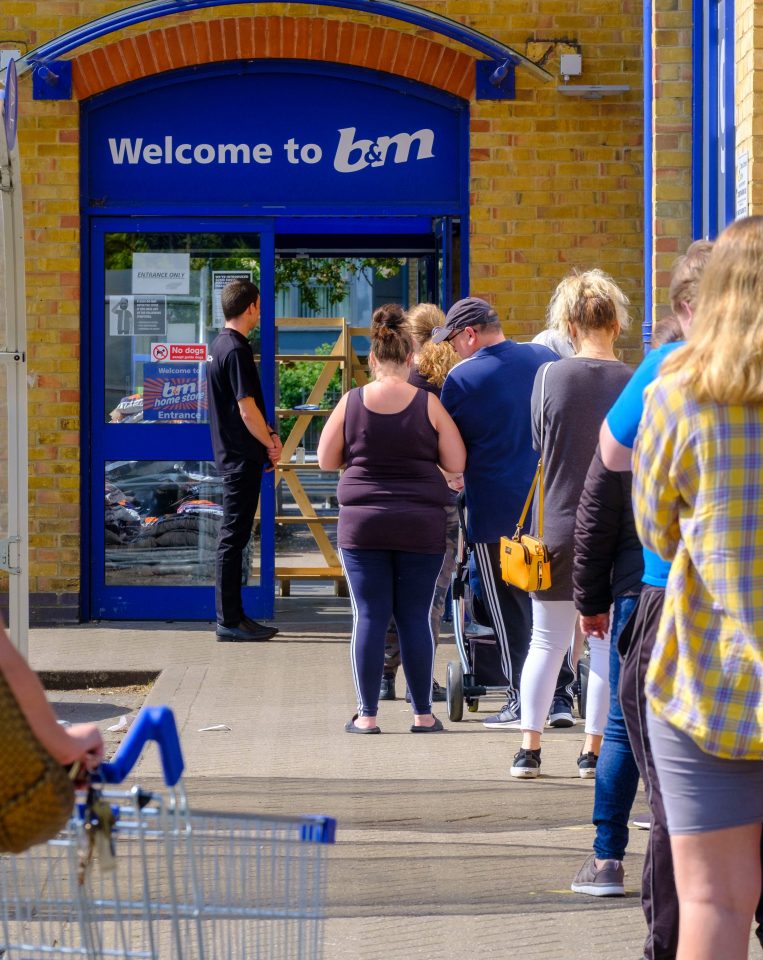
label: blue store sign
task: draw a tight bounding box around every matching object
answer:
[85,61,467,212]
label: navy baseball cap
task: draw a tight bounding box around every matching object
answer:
[431,297,498,343]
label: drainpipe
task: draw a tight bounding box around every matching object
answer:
[642,0,653,354]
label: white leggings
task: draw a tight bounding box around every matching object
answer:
[520,599,610,736]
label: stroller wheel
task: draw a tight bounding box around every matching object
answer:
[466,698,479,712]
[446,661,464,722]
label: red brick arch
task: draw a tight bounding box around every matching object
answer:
[72,15,475,100]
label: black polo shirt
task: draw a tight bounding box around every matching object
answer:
[207,327,268,474]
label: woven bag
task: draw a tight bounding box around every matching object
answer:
[0,671,74,854]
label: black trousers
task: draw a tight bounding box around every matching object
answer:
[215,463,262,627]
[619,585,678,960]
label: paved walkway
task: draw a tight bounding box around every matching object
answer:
[28,599,759,959]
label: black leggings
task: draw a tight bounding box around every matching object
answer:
[340,548,444,716]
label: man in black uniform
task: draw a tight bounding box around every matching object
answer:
[207,279,281,641]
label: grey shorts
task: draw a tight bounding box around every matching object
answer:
[646,706,763,834]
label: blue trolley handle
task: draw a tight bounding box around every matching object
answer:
[99,706,185,786]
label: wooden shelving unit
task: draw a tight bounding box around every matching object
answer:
[273,317,368,595]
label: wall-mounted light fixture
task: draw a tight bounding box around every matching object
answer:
[31,59,72,100]
[475,59,516,100]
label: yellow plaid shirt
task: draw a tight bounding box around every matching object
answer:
[633,372,763,760]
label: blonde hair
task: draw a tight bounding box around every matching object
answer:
[545,269,630,340]
[651,314,684,347]
[416,339,460,389]
[660,216,763,403]
[406,302,445,352]
[668,239,714,313]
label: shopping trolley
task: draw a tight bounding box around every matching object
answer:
[0,706,336,959]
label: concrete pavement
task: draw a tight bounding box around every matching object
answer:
[28,598,749,960]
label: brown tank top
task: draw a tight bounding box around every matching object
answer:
[337,386,450,553]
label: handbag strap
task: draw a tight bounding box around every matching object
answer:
[513,362,552,539]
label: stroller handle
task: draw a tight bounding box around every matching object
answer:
[99,706,185,786]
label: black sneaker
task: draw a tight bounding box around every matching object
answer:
[242,616,279,639]
[547,697,575,728]
[577,751,598,779]
[379,676,396,701]
[510,748,541,779]
[216,621,276,642]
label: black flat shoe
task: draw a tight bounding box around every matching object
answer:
[344,714,381,734]
[410,716,444,733]
[379,676,396,701]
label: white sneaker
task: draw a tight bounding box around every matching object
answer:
[482,700,521,729]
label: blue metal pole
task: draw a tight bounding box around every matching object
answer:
[643,0,653,353]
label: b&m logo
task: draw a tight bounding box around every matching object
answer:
[107,126,436,174]
[333,127,435,172]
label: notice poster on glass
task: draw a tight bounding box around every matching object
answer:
[109,295,167,337]
[212,270,253,328]
[132,252,190,295]
[142,363,207,422]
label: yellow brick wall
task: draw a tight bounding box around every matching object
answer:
[2,0,644,613]
[736,0,763,213]
[651,0,694,313]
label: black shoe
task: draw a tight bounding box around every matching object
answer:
[510,747,541,779]
[405,680,447,703]
[410,716,444,733]
[242,616,279,639]
[216,621,276,642]
[547,696,575,728]
[379,676,397,701]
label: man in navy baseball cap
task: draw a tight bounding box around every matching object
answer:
[439,294,566,730]
[431,297,499,344]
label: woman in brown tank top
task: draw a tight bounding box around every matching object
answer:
[318,305,465,733]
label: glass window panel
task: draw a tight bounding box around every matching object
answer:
[105,459,261,587]
[104,233,260,424]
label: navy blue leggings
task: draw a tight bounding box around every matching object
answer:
[340,548,444,716]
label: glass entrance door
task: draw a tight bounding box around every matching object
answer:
[87,219,275,620]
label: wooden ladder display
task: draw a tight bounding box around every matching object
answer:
[273,317,368,595]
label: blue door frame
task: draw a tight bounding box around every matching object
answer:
[81,59,469,620]
[84,213,467,620]
[85,216,277,620]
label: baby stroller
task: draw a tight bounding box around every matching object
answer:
[446,497,589,721]
[446,498,512,721]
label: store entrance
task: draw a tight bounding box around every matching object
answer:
[271,219,462,596]
[85,217,463,619]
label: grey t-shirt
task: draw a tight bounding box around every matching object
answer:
[530,357,633,600]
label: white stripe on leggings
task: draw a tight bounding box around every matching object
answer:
[473,541,515,697]
[338,548,365,716]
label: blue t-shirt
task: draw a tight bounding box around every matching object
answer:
[606,341,683,586]
[440,339,557,543]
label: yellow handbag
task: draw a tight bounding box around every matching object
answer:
[499,459,551,592]
[0,672,74,854]
[500,362,552,592]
